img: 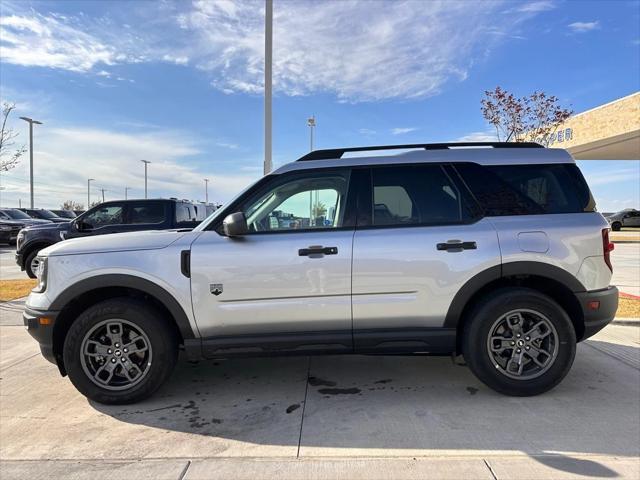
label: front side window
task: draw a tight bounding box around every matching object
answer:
[371,165,472,226]
[81,205,124,229]
[129,202,166,224]
[240,171,351,233]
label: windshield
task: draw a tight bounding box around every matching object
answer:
[2,209,32,220]
[35,210,61,219]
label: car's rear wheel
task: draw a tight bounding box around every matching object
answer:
[63,298,178,404]
[463,288,576,396]
[611,221,622,231]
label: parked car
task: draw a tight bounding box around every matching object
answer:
[0,220,23,245]
[19,208,69,223]
[23,142,617,404]
[0,208,52,227]
[51,209,77,219]
[16,198,201,278]
[607,209,640,231]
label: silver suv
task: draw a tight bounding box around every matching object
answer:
[24,142,618,404]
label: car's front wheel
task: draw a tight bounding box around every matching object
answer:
[63,298,178,404]
[463,288,576,396]
[24,249,43,278]
[611,221,622,231]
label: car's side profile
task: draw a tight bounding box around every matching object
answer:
[23,142,618,404]
[607,209,640,231]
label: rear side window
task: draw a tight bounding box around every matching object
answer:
[455,163,595,215]
[176,204,196,224]
[128,202,166,224]
[371,165,475,226]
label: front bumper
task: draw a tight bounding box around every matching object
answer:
[23,306,61,370]
[15,252,24,269]
[576,286,619,340]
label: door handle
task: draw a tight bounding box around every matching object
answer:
[437,240,477,251]
[298,246,338,256]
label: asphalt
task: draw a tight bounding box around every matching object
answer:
[0,300,638,479]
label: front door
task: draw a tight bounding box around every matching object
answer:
[190,168,355,356]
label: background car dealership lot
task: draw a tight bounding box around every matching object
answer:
[0,239,639,479]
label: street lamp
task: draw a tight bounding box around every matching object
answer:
[19,116,43,208]
[307,116,316,152]
[204,178,209,204]
[124,187,131,200]
[87,178,95,208]
[140,160,151,199]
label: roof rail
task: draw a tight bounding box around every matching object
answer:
[296,142,543,161]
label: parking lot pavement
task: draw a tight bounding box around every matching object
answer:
[0,245,23,280]
[1,303,638,479]
[611,242,640,297]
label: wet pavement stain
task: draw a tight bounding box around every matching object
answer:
[286,403,300,414]
[374,379,393,384]
[466,386,479,395]
[308,376,337,387]
[318,387,361,395]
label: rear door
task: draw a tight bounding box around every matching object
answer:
[351,164,501,353]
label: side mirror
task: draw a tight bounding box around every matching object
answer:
[223,212,248,237]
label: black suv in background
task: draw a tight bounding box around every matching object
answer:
[0,208,53,227]
[19,208,69,223]
[16,198,204,277]
[51,209,77,219]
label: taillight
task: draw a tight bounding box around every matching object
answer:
[602,228,614,272]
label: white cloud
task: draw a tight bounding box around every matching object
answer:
[0,0,548,102]
[455,131,499,142]
[568,21,601,33]
[0,126,258,208]
[514,1,556,13]
[391,127,418,135]
[358,128,376,135]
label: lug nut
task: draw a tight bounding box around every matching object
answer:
[123,348,128,353]
[516,334,521,338]
[111,358,116,363]
[121,358,127,362]
[525,336,530,341]
[115,343,120,348]
[525,346,530,350]
[516,348,521,353]
[107,349,112,354]
[510,341,515,346]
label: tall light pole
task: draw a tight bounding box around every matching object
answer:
[87,178,95,208]
[263,0,273,175]
[204,178,209,203]
[140,160,151,198]
[307,116,316,151]
[124,187,131,200]
[19,116,43,208]
[100,188,106,203]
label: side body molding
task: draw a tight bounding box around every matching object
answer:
[444,262,587,328]
[49,274,196,339]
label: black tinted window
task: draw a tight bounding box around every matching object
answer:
[129,202,166,224]
[176,204,196,224]
[371,165,473,226]
[455,163,594,215]
[82,205,124,229]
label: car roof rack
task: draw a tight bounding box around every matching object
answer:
[296,142,543,161]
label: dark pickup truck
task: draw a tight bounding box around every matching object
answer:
[16,199,205,277]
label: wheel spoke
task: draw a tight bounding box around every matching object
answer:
[506,312,524,335]
[122,362,143,381]
[526,345,552,366]
[505,348,525,376]
[84,340,110,357]
[490,335,514,352]
[94,361,117,385]
[123,337,149,355]
[527,323,552,342]
[105,322,123,346]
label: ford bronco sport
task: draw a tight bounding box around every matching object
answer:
[24,142,618,404]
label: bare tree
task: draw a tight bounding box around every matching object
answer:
[481,87,572,146]
[0,103,27,172]
[61,200,84,210]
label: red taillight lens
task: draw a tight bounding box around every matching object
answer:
[602,228,614,272]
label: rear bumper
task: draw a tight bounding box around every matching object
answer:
[23,306,60,368]
[576,286,618,340]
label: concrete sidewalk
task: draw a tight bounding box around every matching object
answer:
[1,304,638,479]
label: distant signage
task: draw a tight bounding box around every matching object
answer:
[536,128,573,145]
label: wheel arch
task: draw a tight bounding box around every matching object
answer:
[50,274,196,373]
[446,262,587,352]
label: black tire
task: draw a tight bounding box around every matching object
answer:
[611,222,622,231]
[462,287,576,396]
[24,249,40,278]
[63,298,178,404]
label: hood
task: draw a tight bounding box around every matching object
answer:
[22,221,68,232]
[42,229,190,257]
[19,218,52,226]
[0,219,27,227]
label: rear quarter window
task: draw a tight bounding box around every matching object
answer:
[455,163,595,215]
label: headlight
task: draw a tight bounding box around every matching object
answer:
[32,257,48,293]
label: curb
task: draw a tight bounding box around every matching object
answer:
[612,318,640,326]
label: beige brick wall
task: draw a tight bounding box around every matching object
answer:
[540,92,639,148]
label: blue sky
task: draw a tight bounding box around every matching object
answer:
[0,0,638,211]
